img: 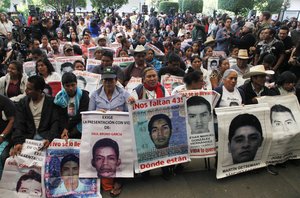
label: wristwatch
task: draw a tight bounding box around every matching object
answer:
[0,134,6,139]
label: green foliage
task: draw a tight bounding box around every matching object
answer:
[180,0,203,14]
[254,0,284,13]
[218,0,254,15]
[158,1,179,14]
[40,0,87,13]
[0,0,11,12]
[91,0,129,10]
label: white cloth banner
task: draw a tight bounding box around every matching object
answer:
[80,111,134,178]
[215,104,272,179]
[129,95,190,173]
[257,94,300,164]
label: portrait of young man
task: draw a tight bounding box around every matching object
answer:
[186,96,212,134]
[228,113,264,164]
[53,154,88,195]
[91,138,121,178]
[16,170,42,197]
[148,114,172,149]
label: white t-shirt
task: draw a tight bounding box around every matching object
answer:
[219,86,242,107]
[0,21,13,36]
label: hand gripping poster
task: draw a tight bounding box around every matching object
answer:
[181,90,217,158]
[80,111,134,178]
[0,139,46,197]
[257,94,300,164]
[215,104,272,179]
[129,95,190,173]
[44,139,100,198]
[160,75,184,96]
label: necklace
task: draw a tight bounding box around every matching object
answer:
[145,89,155,98]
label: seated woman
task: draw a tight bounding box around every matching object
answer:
[145,49,162,72]
[214,69,245,107]
[209,57,230,89]
[132,67,168,100]
[74,60,85,71]
[189,55,211,90]
[0,60,27,102]
[35,57,61,83]
[171,67,204,94]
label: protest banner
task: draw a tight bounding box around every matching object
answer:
[129,95,190,173]
[55,56,84,74]
[215,104,272,179]
[181,90,217,158]
[23,61,36,77]
[80,111,134,178]
[212,51,226,58]
[257,95,300,164]
[86,59,101,72]
[125,77,142,93]
[44,139,101,198]
[113,57,135,68]
[73,70,101,94]
[160,75,184,96]
[144,43,164,57]
[0,139,46,197]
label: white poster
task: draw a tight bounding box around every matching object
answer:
[0,139,46,197]
[215,104,272,179]
[161,75,184,96]
[80,111,134,178]
[257,95,300,164]
[182,90,217,158]
[86,59,101,72]
[72,70,101,94]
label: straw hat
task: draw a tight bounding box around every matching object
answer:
[243,65,275,79]
[204,36,215,45]
[237,49,250,59]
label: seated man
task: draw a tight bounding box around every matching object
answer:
[11,75,60,156]
[0,94,15,177]
[54,72,89,139]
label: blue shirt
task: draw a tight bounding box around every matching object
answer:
[89,85,130,112]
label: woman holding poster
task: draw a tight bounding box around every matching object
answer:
[89,66,131,197]
[132,67,174,180]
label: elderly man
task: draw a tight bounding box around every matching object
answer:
[230,49,252,86]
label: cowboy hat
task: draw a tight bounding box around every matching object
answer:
[243,65,274,79]
[132,45,146,54]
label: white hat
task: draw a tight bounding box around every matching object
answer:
[243,65,274,79]
[132,45,146,54]
[204,36,215,45]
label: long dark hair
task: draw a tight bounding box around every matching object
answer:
[35,57,55,76]
[9,60,23,81]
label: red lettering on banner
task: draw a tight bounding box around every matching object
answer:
[140,160,165,169]
[167,156,187,164]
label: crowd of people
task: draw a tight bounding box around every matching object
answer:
[0,8,300,197]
